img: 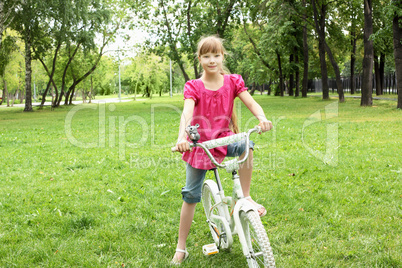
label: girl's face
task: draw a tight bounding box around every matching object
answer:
[198,51,224,75]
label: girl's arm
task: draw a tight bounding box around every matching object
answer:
[238,91,273,132]
[175,98,195,152]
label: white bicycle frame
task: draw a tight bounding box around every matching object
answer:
[181,126,262,257]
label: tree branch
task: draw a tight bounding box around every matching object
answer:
[243,22,273,70]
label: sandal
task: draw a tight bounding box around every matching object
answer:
[245,196,267,217]
[171,248,189,265]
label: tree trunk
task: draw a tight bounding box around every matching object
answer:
[40,80,52,107]
[312,0,329,100]
[10,91,15,106]
[215,0,236,37]
[160,0,190,81]
[89,76,93,103]
[24,35,33,112]
[2,74,7,106]
[65,70,76,105]
[351,31,357,95]
[24,34,33,112]
[51,85,55,104]
[379,53,385,95]
[69,85,76,105]
[312,0,344,102]
[0,2,6,54]
[65,88,72,105]
[361,0,374,106]
[302,0,308,98]
[277,51,284,96]
[393,2,402,109]
[244,23,273,71]
[186,0,199,79]
[0,1,3,51]
[295,49,300,97]
[322,42,344,102]
[318,40,329,100]
[53,81,58,107]
[374,52,381,95]
[289,54,294,96]
[267,80,272,95]
[64,49,104,105]
[57,43,81,107]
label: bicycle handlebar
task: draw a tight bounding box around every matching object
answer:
[171,126,262,172]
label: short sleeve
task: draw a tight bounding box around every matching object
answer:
[231,74,248,96]
[183,80,199,104]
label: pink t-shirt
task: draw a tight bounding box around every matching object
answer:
[182,74,248,170]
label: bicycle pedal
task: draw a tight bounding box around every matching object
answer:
[202,244,219,255]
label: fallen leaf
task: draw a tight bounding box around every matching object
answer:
[299,208,304,211]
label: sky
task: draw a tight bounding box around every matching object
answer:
[102,27,149,60]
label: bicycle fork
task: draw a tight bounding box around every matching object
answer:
[231,172,261,259]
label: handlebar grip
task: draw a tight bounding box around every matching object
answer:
[171,142,193,152]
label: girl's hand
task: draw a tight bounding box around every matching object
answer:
[175,139,191,153]
[258,119,273,133]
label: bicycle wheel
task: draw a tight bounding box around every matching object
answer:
[239,210,275,268]
[202,180,232,249]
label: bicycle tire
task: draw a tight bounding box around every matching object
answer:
[239,210,276,268]
[202,180,231,249]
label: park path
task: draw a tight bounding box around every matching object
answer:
[338,95,397,101]
[0,97,134,109]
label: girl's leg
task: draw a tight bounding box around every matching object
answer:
[172,164,206,262]
[238,149,266,216]
[173,201,197,261]
[239,148,253,197]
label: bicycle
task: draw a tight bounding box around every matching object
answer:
[172,125,276,267]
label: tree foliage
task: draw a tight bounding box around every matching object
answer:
[0,0,400,110]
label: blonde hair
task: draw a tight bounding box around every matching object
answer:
[197,35,239,134]
[197,35,227,57]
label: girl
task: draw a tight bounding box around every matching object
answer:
[172,35,273,264]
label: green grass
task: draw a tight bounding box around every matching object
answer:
[0,95,401,267]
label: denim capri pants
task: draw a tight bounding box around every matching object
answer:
[181,139,255,203]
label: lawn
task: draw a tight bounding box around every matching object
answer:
[0,95,401,267]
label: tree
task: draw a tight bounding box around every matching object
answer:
[302,0,309,98]
[392,0,402,109]
[91,55,116,96]
[29,0,116,107]
[0,0,18,53]
[241,0,304,97]
[338,0,363,95]
[141,0,239,81]
[312,0,345,102]
[312,0,330,100]
[0,34,18,105]
[370,0,391,96]
[11,0,50,112]
[65,33,114,105]
[125,52,169,99]
[1,47,25,107]
[361,0,374,106]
